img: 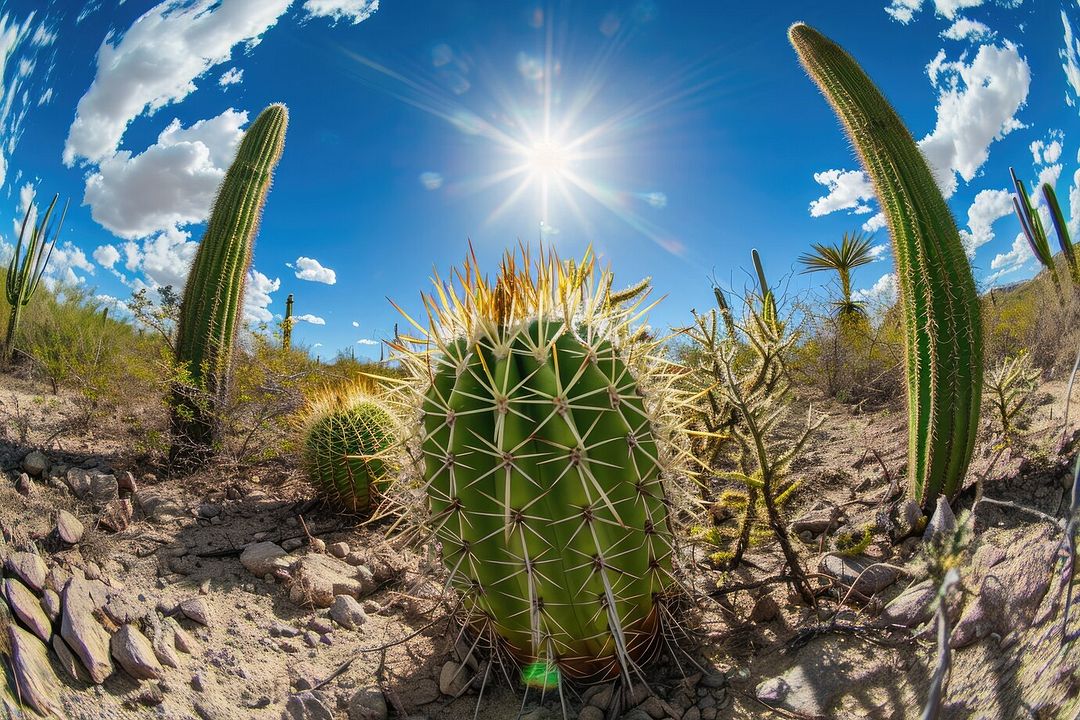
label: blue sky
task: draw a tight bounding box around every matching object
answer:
[0,0,1077,357]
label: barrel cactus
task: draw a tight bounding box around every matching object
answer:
[392,247,688,686]
[171,103,289,460]
[300,380,398,513]
[790,23,983,511]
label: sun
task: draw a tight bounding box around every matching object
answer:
[525,138,569,177]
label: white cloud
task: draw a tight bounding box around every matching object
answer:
[1069,167,1080,239]
[63,0,292,166]
[92,244,120,268]
[853,272,898,308]
[868,243,890,261]
[863,212,887,233]
[294,256,337,285]
[941,17,995,42]
[47,242,95,287]
[83,109,247,239]
[218,67,243,87]
[295,313,325,325]
[312,342,323,348]
[125,226,199,290]
[419,171,443,190]
[886,0,987,24]
[356,338,378,346]
[1030,133,1064,165]
[302,0,379,25]
[243,270,280,324]
[958,188,1013,257]
[918,42,1030,198]
[986,232,1034,284]
[809,169,875,217]
[642,191,668,209]
[1038,164,1063,190]
[0,11,54,189]
[351,321,359,327]
[1063,11,1080,109]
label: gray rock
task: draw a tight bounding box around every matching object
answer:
[56,510,84,544]
[348,686,388,720]
[111,624,165,680]
[896,499,923,534]
[8,623,64,717]
[682,709,701,720]
[282,538,303,552]
[288,554,375,608]
[179,597,211,625]
[5,551,47,593]
[52,634,91,683]
[291,662,320,691]
[60,577,114,683]
[21,450,48,477]
[98,498,133,533]
[240,541,289,577]
[874,579,936,628]
[152,627,182,669]
[923,497,956,545]
[328,542,350,559]
[700,672,727,689]
[3,578,52,641]
[40,588,60,622]
[283,692,334,720]
[330,594,368,630]
[103,592,149,625]
[819,554,900,596]
[577,707,604,720]
[134,490,183,522]
[438,660,473,697]
[89,472,119,505]
[791,507,844,534]
[15,472,32,495]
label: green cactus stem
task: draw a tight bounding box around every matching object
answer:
[1011,167,1061,291]
[171,103,288,460]
[283,293,294,351]
[1042,183,1079,285]
[790,23,983,510]
[3,193,68,364]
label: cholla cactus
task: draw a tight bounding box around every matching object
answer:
[300,378,399,513]
[390,246,691,686]
[983,351,1040,445]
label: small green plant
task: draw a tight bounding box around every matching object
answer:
[791,23,983,512]
[1011,167,1063,293]
[798,230,876,319]
[300,378,398,513]
[983,351,1040,446]
[172,103,288,462]
[3,193,68,365]
[833,525,873,556]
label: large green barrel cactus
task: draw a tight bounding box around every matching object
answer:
[790,24,982,510]
[171,103,288,458]
[396,248,682,685]
[301,380,397,513]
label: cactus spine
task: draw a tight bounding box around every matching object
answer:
[300,380,397,513]
[1041,183,1079,285]
[394,247,684,685]
[790,24,983,510]
[283,293,294,351]
[3,193,67,364]
[1011,167,1062,291]
[171,103,288,458]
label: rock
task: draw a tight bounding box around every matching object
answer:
[52,635,91,683]
[270,621,300,638]
[283,692,334,720]
[56,510,84,544]
[700,671,727,689]
[874,580,936,628]
[21,450,48,477]
[282,538,303,552]
[118,471,138,494]
[682,709,701,720]
[197,503,221,519]
[240,542,290,577]
[111,624,165,680]
[749,594,780,623]
[99,499,133,533]
[41,589,60,622]
[791,507,844,534]
[330,594,368,630]
[179,597,211,625]
[6,551,47,593]
[923,497,956,545]
[61,578,115,683]
[895,499,923,535]
[348,686,388,720]
[291,662,321,691]
[328,542,349,559]
[172,623,198,654]
[308,617,333,634]
[103,592,148,625]
[439,660,473,696]
[819,554,899,597]
[65,467,94,498]
[15,472,32,495]
[309,538,326,553]
[3,578,52,641]
[8,624,64,717]
[152,628,182,669]
[288,554,375,608]
[577,707,604,720]
[135,491,184,522]
[89,473,119,505]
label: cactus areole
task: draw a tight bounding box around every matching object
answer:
[790,24,982,510]
[399,248,680,684]
[171,103,288,459]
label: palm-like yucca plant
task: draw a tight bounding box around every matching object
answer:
[4,193,68,364]
[798,231,875,319]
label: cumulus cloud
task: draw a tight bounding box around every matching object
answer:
[124,226,200,290]
[47,242,95,287]
[886,0,987,24]
[809,169,875,217]
[351,321,359,327]
[92,244,120,268]
[1063,11,1080,109]
[419,171,443,190]
[64,0,292,166]
[294,256,337,285]
[295,313,325,325]
[1038,164,1063,190]
[302,0,379,25]
[919,43,1030,198]
[941,17,995,42]
[868,244,890,261]
[83,109,247,238]
[853,273,898,310]
[356,338,378,346]
[1069,166,1080,239]
[863,212,887,233]
[986,232,1034,284]
[1030,132,1064,165]
[958,188,1013,257]
[218,67,243,87]
[243,270,280,324]
[0,11,55,188]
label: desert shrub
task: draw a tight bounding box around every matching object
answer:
[983,271,1080,374]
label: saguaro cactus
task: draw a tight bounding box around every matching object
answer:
[171,103,288,458]
[283,293,294,351]
[790,24,982,510]
[1011,167,1062,291]
[3,193,67,364]
[1041,183,1079,285]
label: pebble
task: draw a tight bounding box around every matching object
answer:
[240,542,290,577]
[21,450,48,477]
[438,660,473,696]
[6,552,47,593]
[111,624,165,680]
[179,597,211,625]
[348,686,388,720]
[15,472,32,495]
[283,691,334,720]
[330,595,368,630]
[56,510,85,544]
[328,542,349,558]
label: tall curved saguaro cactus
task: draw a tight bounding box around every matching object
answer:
[171,103,288,459]
[4,193,68,364]
[790,24,982,510]
[1011,167,1062,292]
[1041,183,1079,286]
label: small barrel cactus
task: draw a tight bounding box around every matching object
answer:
[393,247,688,685]
[300,380,398,513]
